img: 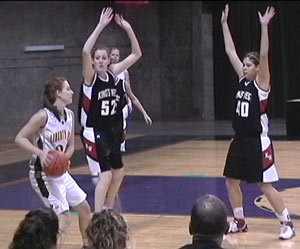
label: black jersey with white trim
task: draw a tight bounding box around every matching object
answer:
[232,77,270,137]
[79,71,126,131]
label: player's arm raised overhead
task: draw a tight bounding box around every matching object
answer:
[221,4,243,78]
[82,7,113,85]
[257,6,275,91]
[109,14,142,76]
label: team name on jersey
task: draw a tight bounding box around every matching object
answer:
[236,90,252,101]
[98,89,118,100]
[50,130,71,143]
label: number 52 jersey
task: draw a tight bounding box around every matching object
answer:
[79,71,126,131]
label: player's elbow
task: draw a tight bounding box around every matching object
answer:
[15,135,21,146]
[134,51,142,61]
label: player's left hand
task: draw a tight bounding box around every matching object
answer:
[144,114,152,125]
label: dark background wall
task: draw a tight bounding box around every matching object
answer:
[212,1,300,120]
[0,1,299,135]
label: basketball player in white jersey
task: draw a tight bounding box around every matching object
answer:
[221,5,295,239]
[110,47,132,153]
[15,77,92,248]
[80,7,152,213]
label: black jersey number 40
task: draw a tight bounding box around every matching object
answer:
[236,100,249,117]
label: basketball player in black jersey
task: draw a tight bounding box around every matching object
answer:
[79,7,152,213]
[221,5,295,239]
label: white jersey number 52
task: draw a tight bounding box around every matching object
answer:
[101,100,117,116]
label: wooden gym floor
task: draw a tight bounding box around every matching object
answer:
[0,120,299,249]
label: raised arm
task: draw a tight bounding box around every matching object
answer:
[82,7,113,84]
[221,4,243,78]
[257,6,275,91]
[109,14,142,76]
[124,82,152,125]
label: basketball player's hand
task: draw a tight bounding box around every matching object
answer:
[221,4,229,24]
[114,14,131,31]
[144,114,152,125]
[40,151,53,168]
[99,7,114,27]
[128,102,133,114]
[258,6,275,26]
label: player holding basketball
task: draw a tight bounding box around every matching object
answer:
[221,5,295,239]
[15,77,92,249]
[79,7,152,212]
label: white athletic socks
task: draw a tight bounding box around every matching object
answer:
[233,207,245,219]
[276,208,291,223]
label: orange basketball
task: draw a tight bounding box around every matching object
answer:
[44,150,70,177]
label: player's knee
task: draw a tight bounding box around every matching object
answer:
[98,170,112,185]
[112,168,124,182]
[259,183,273,195]
[225,178,240,191]
[75,200,91,217]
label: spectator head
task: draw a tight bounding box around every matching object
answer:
[86,209,129,249]
[189,195,228,239]
[9,208,59,249]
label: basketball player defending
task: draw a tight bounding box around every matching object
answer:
[79,7,152,212]
[221,5,295,239]
[15,77,91,248]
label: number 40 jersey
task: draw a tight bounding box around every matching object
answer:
[232,76,270,137]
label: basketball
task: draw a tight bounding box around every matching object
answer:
[44,150,70,177]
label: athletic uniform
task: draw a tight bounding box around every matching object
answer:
[29,107,87,215]
[223,77,279,183]
[116,69,132,152]
[79,71,126,176]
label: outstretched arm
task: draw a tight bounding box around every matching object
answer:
[109,14,142,76]
[124,71,132,112]
[257,6,275,91]
[82,7,113,84]
[124,82,152,125]
[221,4,243,78]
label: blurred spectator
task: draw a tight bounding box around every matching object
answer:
[86,209,129,249]
[9,208,59,249]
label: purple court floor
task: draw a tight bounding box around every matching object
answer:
[1,174,300,219]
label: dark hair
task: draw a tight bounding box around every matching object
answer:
[190,195,228,237]
[86,209,129,249]
[110,47,120,54]
[244,51,260,66]
[91,45,110,59]
[43,77,67,121]
[9,208,59,249]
